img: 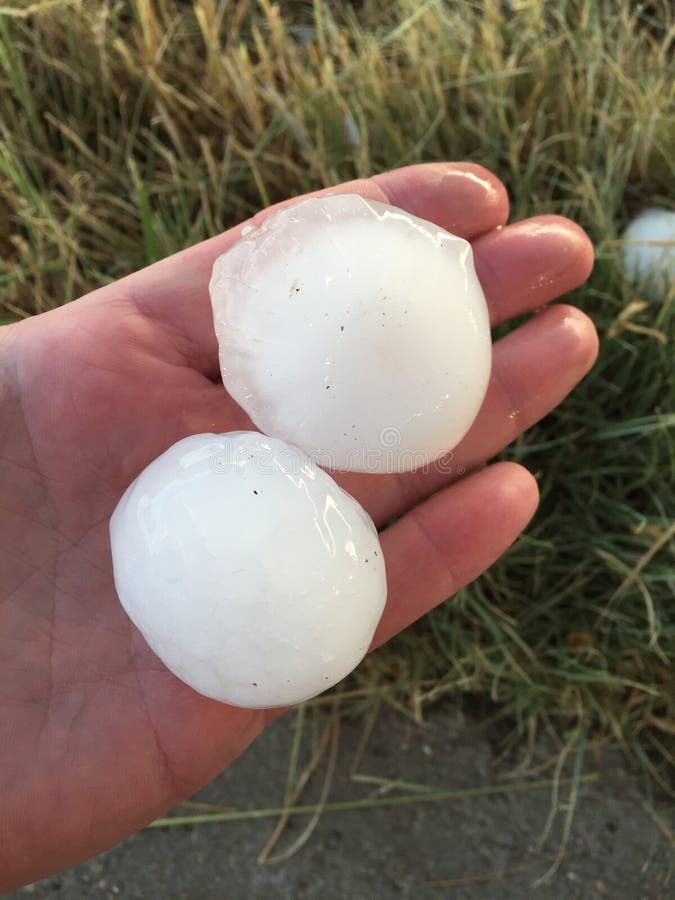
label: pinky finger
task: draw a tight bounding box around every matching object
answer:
[372,462,539,648]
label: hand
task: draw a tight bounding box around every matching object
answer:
[0,163,597,889]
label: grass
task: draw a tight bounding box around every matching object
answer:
[148,773,601,828]
[0,0,673,800]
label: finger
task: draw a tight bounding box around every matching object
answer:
[335,304,598,526]
[372,462,539,647]
[474,215,594,327]
[371,162,508,238]
[120,163,508,377]
[450,304,598,470]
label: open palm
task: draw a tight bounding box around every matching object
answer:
[0,163,597,889]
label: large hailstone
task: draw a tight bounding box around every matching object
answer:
[621,208,675,300]
[110,432,386,709]
[210,194,492,473]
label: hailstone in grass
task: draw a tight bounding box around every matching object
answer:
[210,194,492,473]
[110,432,386,709]
[621,207,675,300]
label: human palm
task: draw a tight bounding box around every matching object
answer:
[0,164,597,889]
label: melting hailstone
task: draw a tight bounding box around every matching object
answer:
[621,207,675,301]
[109,432,387,709]
[210,194,492,473]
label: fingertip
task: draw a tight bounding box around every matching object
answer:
[448,161,510,222]
[372,161,508,239]
[532,214,595,286]
[485,460,540,527]
[534,303,600,376]
[561,304,600,373]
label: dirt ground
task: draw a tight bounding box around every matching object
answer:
[10,703,673,899]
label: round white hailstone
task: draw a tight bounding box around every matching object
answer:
[210,194,492,473]
[621,208,675,300]
[109,432,387,709]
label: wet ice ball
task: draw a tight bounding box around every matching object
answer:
[621,207,675,300]
[109,432,387,709]
[210,194,492,473]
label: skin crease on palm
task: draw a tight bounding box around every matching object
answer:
[0,163,598,890]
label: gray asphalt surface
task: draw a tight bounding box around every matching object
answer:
[10,703,674,899]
